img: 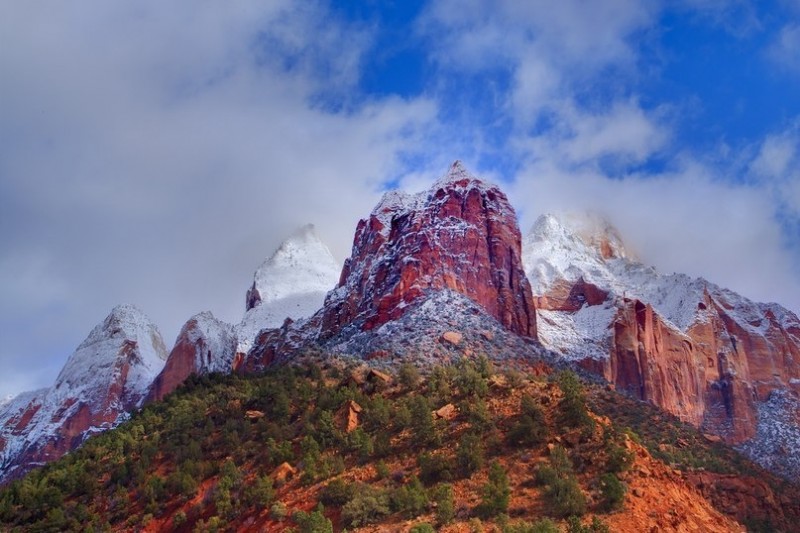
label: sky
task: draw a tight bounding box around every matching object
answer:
[1,0,799,398]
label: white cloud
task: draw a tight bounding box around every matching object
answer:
[769,23,800,72]
[0,1,437,396]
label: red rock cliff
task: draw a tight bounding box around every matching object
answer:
[320,161,536,339]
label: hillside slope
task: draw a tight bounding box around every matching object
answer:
[1,359,796,532]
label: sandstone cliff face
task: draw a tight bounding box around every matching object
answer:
[524,213,800,477]
[147,312,236,403]
[0,305,167,483]
[320,161,536,339]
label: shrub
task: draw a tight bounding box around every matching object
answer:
[557,371,594,431]
[432,483,455,526]
[390,476,428,517]
[599,473,626,512]
[457,432,486,477]
[398,362,421,390]
[418,452,454,485]
[410,524,435,533]
[508,395,548,446]
[244,475,274,508]
[566,516,611,533]
[605,442,634,474]
[270,501,288,522]
[319,478,354,506]
[478,461,510,518]
[543,477,586,518]
[375,460,390,480]
[341,486,391,528]
[294,505,333,533]
[409,395,441,447]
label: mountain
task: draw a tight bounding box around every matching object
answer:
[146,312,237,403]
[238,223,341,354]
[524,212,800,479]
[0,305,167,483]
[322,160,536,338]
[243,161,539,371]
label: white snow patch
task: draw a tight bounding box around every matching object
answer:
[237,225,341,353]
[536,303,617,361]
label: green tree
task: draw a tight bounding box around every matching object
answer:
[478,461,510,517]
[599,473,626,512]
[432,483,455,526]
[543,477,586,518]
[294,504,333,533]
[557,371,594,431]
[457,432,486,476]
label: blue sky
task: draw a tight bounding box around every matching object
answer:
[0,0,799,397]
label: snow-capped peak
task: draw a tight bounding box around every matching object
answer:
[432,160,500,195]
[53,304,168,407]
[251,224,340,305]
[237,225,342,353]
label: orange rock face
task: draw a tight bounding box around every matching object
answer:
[320,161,536,340]
[581,291,800,445]
[147,312,236,403]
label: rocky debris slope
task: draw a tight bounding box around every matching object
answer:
[237,224,341,354]
[320,161,536,339]
[147,312,237,402]
[0,305,167,483]
[524,212,800,479]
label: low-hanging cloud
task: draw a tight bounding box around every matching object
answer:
[0,1,437,397]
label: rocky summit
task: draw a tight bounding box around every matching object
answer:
[320,161,536,339]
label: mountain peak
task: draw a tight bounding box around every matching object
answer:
[530,212,631,261]
[246,224,340,311]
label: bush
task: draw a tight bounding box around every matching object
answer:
[319,478,355,506]
[270,501,288,521]
[599,473,626,512]
[418,452,454,485]
[398,362,421,390]
[294,505,333,533]
[457,432,486,477]
[478,461,510,518]
[341,486,391,528]
[508,395,548,446]
[566,516,611,533]
[431,483,455,526]
[390,476,428,517]
[557,371,594,431]
[409,395,441,447]
[410,524,435,533]
[543,477,586,518]
[605,442,634,474]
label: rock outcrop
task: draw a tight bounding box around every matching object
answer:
[0,305,167,483]
[524,213,800,478]
[147,312,236,402]
[320,161,536,339]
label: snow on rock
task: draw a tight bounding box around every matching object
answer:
[147,311,237,402]
[319,160,536,340]
[524,211,800,480]
[0,304,167,484]
[237,224,340,354]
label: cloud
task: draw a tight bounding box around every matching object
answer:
[769,23,800,72]
[0,1,436,396]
